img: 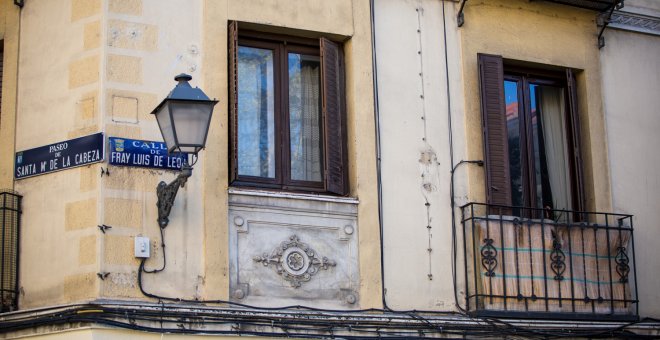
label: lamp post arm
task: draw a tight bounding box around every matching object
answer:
[156,162,192,228]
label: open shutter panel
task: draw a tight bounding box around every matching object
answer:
[228,21,239,183]
[566,68,586,213]
[478,54,512,209]
[320,37,348,196]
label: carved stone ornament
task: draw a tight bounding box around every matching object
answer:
[609,12,660,36]
[253,235,336,288]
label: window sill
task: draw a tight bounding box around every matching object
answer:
[227,187,358,205]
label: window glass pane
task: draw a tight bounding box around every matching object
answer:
[530,85,548,210]
[288,53,322,182]
[237,46,276,178]
[532,84,572,213]
[505,80,523,210]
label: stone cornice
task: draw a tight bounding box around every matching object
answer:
[608,11,660,36]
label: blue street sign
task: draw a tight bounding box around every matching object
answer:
[108,137,187,170]
[15,132,104,179]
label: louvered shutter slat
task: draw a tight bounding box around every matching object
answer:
[320,38,348,195]
[566,68,585,212]
[478,54,512,208]
[228,21,239,182]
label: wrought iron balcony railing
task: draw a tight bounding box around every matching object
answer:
[0,191,21,313]
[461,202,637,321]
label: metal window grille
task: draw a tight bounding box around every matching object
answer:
[0,190,21,312]
[461,202,638,321]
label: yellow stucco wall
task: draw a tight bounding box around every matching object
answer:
[4,327,283,340]
[12,0,103,309]
[201,0,382,308]
[0,0,20,190]
[9,0,381,311]
[459,0,612,214]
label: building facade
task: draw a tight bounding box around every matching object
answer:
[0,0,659,338]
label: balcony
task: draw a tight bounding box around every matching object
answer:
[0,191,21,313]
[461,202,637,321]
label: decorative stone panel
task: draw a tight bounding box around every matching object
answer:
[608,11,660,36]
[228,189,359,309]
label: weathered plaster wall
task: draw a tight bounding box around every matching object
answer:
[600,25,660,317]
[0,0,21,189]
[11,0,381,311]
[7,327,254,339]
[459,0,612,214]
[14,0,103,308]
[100,0,206,302]
[374,0,466,310]
[202,0,381,308]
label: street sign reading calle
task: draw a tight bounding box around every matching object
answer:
[15,133,105,179]
[108,137,187,170]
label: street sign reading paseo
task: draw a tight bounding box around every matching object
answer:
[15,133,105,179]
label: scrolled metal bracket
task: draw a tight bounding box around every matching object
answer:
[156,162,192,228]
[597,0,625,49]
[457,0,468,27]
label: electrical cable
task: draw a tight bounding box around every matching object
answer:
[141,227,166,273]
[441,0,465,314]
[3,304,658,339]
[134,1,648,337]
[139,257,463,317]
[368,0,391,314]
[442,0,485,316]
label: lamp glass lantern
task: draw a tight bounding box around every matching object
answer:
[151,74,218,228]
[151,73,218,155]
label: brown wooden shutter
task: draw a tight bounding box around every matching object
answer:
[566,68,586,212]
[478,53,512,208]
[228,21,239,183]
[320,37,348,195]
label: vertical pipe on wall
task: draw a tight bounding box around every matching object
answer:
[443,0,462,312]
[368,0,388,310]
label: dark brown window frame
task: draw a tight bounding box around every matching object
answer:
[228,22,348,195]
[479,54,585,216]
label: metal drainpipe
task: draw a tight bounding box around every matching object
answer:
[369,0,388,310]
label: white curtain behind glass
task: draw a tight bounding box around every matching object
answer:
[289,56,322,182]
[300,64,321,181]
[539,86,572,212]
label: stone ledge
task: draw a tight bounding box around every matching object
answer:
[607,11,660,36]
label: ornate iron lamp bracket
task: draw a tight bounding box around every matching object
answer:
[156,161,192,228]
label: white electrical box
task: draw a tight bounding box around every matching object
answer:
[134,236,150,258]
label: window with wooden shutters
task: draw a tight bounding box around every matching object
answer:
[478,54,584,216]
[228,23,348,195]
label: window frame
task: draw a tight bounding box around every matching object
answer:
[503,70,577,213]
[228,23,348,195]
[478,53,585,215]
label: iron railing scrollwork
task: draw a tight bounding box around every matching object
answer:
[0,191,21,313]
[615,246,630,283]
[461,202,638,321]
[550,231,566,281]
[480,238,497,277]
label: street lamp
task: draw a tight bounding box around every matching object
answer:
[151,74,218,228]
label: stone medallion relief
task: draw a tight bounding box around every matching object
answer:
[228,191,360,308]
